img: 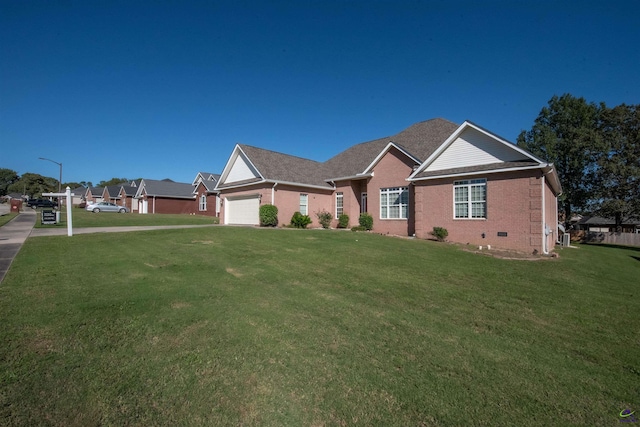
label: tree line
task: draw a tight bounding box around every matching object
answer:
[0,171,130,199]
[518,94,638,228]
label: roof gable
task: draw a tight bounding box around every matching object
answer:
[362,142,421,175]
[410,121,543,178]
[324,118,458,179]
[219,146,263,185]
[218,144,331,190]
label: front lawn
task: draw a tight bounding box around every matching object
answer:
[0,228,638,426]
[0,212,18,227]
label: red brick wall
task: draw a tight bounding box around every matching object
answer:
[144,196,198,215]
[413,169,553,253]
[271,184,333,227]
[194,183,219,217]
[367,147,416,236]
[334,180,367,229]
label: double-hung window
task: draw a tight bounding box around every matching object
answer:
[380,187,408,219]
[299,194,308,216]
[199,194,207,211]
[335,192,344,218]
[454,179,486,219]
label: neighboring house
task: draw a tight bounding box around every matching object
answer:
[576,216,640,233]
[84,187,104,204]
[134,179,197,214]
[118,185,138,212]
[192,172,221,217]
[70,187,86,205]
[215,118,562,254]
[102,185,124,204]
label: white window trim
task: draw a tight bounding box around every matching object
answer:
[379,187,408,220]
[453,179,487,219]
[361,192,368,214]
[336,192,344,219]
[199,194,207,211]
[299,193,308,216]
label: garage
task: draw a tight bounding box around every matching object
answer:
[225,195,260,225]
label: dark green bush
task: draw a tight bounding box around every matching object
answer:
[351,225,366,232]
[338,214,349,229]
[259,204,278,227]
[290,211,312,229]
[316,210,332,229]
[359,213,373,231]
[431,226,448,242]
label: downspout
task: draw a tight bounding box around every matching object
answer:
[271,182,278,205]
[541,167,554,255]
[153,196,156,214]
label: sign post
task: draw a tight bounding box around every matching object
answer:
[42,187,73,236]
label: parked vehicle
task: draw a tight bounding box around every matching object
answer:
[86,201,129,213]
[27,199,58,209]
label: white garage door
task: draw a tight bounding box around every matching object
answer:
[226,196,260,225]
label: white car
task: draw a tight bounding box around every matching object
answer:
[85,202,129,213]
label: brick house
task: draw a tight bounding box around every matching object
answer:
[192,172,221,217]
[84,186,104,204]
[215,118,562,254]
[134,179,198,215]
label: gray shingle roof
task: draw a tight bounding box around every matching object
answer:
[323,118,459,179]
[233,145,332,189]
[141,179,196,199]
[120,185,137,196]
[221,118,542,190]
[105,185,122,198]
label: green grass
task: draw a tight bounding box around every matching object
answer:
[0,212,18,227]
[1,228,638,426]
[34,207,219,228]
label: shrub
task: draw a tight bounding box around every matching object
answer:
[259,204,278,227]
[431,226,448,242]
[316,210,332,229]
[290,211,312,229]
[338,214,349,229]
[359,213,373,231]
[351,225,366,232]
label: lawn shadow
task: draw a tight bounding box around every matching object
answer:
[584,243,640,253]
[632,256,640,263]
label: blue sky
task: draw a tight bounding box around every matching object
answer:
[1,0,638,185]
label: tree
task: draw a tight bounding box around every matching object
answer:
[517,94,600,223]
[7,173,57,198]
[591,103,640,229]
[0,168,19,196]
[98,178,129,187]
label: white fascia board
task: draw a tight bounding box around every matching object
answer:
[463,121,546,163]
[216,145,264,190]
[217,179,267,192]
[133,180,146,198]
[192,173,205,185]
[408,164,545,182]
[216,145,242,188]
[270,180,334,191]
[325,173,373,182]
[408,121,544,179]
[542,163,563,195]
[363,142,421,174]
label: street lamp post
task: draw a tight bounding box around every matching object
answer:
[38,157,62,193]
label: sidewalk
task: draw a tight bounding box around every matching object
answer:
[0,209,36,283]
[0,209,217,283]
